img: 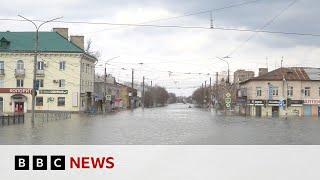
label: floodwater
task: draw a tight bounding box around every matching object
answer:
[0,103,320,145]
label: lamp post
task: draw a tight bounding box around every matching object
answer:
[18,15,62,123]
[102,56,120,113]
[216,56,231,84]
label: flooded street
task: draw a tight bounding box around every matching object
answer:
[1,103,320,145]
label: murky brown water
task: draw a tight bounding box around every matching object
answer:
[0,103,320,144]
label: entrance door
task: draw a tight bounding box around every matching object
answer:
[304,105,312,117]
[318,106,320,117]
[272,106,279,117]
[255,106,262,117]
[14,102,24,113]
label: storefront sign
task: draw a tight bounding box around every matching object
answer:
[248,100,266,106]
[290,100,303,106]
[39,89,68,94]
[304,99,320,105]
[106,95,112,101]
[267,100,286,106]
[0,88,32,94]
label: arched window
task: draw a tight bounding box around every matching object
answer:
[17,60,24,70]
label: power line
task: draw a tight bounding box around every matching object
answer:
[1,18,320,37]
[226,0,299,57]
[82,0,263,34]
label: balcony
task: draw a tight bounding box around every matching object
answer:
[36,69,45,77]
[15,69,25,78]
[0,69,4,76]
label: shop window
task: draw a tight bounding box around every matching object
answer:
[0,97,3,113]
[57,97,65,106]
[304,87,311,97]
[36,97,43,106]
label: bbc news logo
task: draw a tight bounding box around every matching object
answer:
[15,155,115,170]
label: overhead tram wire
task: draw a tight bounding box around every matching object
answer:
[81,0,263,34]
[1,18,320,37]
[226,0,300,57]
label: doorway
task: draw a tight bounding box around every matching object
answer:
[272,106,279,117]
[14,102,24,113]
[255,106,262,117]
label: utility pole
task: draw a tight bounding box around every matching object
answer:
[209,77,212,108]
[204,81,207,108]
[19,15,62,123]
[103,56,119,113]
[131,68,134,110]
[151,80,153,87]
[142,76,145,109]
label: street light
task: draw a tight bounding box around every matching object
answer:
[103,56,120,112]
[216,56,231,84]
[19,15,63,123]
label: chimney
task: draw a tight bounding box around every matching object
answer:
[70,35,84,50]
[259,68,268,76]
[52,28,68,39]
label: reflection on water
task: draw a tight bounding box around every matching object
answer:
[0,103,320,145]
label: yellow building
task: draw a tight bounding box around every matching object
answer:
[0,28,97,113]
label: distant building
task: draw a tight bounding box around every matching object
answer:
[0,28,97,113]
[233,69,255,84]
[258,68,268,76]
[238,67,320,117]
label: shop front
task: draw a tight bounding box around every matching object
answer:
[303,99,320,117]
[248,100,266,117]
[267,100,285,117]
[11,94,27,113]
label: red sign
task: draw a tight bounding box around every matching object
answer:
[304,99,320,105]
[0,88,32,94]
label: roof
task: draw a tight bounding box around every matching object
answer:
[240,67,320,84]
[0,31,83,53]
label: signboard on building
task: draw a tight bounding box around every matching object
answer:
[268,84,273,100]
[304,99,320,105]
[267,100,286,106]
[39,90,68,94]
[0,88,32,94]
[248,100,266,106]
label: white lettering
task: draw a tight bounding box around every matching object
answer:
[37,159,44,167]
[54,159,61,167]
[19,159,25,167]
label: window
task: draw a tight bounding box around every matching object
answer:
[36,97,43,106]
[59,79,65,88]
[272,87,279,96]
[16,60,24,70]
[0,79,4,87]
[305,87,311,97]
[287,86,293,97]
[57,97,65,106]
[36,79,44,89]
[86,64,89,73]
[37,61,44,70]
[256,87,262,96]
[16,79,23,87]
[319,87,320,96]
[0,61,4,74]
[82,63,85,72]
[0,97,3,113]
[59,61,66,70]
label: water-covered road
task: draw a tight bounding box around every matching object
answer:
[1,103,320,144]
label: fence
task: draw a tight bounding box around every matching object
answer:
[0,114,24,126]
[35,112,72,121]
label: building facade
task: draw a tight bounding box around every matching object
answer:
[0,28,97,113]
[238,67,320,117]
[233,69,255,84]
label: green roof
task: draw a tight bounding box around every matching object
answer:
[0,31,83,53]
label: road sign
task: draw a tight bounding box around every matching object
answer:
[105,95,112,101]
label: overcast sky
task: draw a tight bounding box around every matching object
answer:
[1,0,319,96]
